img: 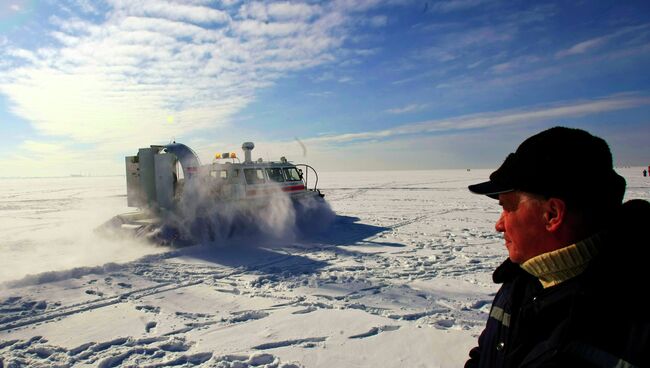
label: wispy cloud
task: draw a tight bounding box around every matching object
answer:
[239,2,321,21]
[72,0,99,15]
[556,24,650,58]
[307,91,332,98]
[365,15,388,27]
[112,1,230,24]
[386,103,427,114]
[489,55,541,74]
[556,35,610,58]
[395,21,520,84]
[429,0,490,13]
[308,94,650,144]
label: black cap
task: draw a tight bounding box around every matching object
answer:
[469,127,626,207]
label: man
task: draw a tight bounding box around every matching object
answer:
[465,127,650,368]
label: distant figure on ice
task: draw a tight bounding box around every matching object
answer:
[644,169,647,177]
[464,127,650,367]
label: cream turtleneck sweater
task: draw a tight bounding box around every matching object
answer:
[520,235,601,288]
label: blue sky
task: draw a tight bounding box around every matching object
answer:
[0,0,648,176]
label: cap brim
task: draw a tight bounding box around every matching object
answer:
[468,181,514,199]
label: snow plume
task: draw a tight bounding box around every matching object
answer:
[0,177,168,285]
[160,177,334,246]
[292,190,336,237]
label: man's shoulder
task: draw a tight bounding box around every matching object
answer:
[589,199,650,279]
[610,199,650,241]
[616,199,650,232]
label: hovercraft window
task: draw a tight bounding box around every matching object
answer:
[244,168,265,184]
[266,168,285,182]
[283,167,302,182]
[210,170,228,179]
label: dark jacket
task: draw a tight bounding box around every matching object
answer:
[465,199,650,368]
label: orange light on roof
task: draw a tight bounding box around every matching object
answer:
[216,152,237,159]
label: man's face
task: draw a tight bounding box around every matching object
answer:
[496,191,549,264]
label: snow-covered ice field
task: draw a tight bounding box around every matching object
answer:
[1,168,648,367]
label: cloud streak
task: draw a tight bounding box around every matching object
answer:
[386,103,427,114]
[307,94,650,144]
[556,24,650,58]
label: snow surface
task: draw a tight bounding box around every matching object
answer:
[1,168,648,367]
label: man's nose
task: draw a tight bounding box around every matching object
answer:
[495,212,505,232]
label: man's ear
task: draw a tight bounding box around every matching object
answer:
[544,198,566,232]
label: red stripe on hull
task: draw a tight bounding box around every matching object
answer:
[246,184,305,197]
[282,184,306,192]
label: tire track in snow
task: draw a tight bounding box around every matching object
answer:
[0,280,203,332]
[363,206,485,243]
[324,181,398,202]
[0,252,303,332]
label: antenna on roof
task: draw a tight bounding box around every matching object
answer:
[295,137,307,157]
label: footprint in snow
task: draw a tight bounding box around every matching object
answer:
[252,337,327,350]
[145,321,157,333]
[349,325,401,339]
[226,310,269,323]
[2,296,22,304]
[215,353,302,367]
[434,319,455,329]
[175,311,211,319]
[292,306,317,315]
[469,300,491,310]
[136,305,161,314]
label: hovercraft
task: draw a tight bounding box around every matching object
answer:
[100,141,331,245]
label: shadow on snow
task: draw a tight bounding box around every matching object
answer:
[177,215,395,277]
